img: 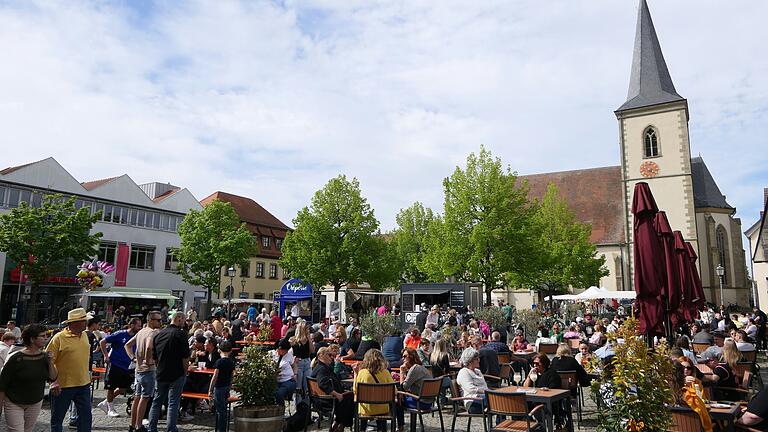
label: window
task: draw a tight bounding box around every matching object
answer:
[98,242,117,264]
[644,127,659,158]
[269,263,278,279]
[276,238,283,251]
[253,293,265,300]
[716,225,729,285]
[103,205,113,222]
[255,262,265,278]
[240,261,250,277]
[129,245,155,270]
[7,188,19,208]
[30,192,42,208]
[262,236,270,249]
[282,267,290,280]
[113,207,126,224]
[19,189,31,205]
[151,212,160,229]
[165,248,179,272]
[160,214,170,231]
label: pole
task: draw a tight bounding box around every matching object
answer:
[719,275,724,309]
[228,274,234,321]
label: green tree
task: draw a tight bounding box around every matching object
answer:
[422,146,536,305]
[521,183,608,303]
[390,202,436,283]
[176,200,256,316]
[279,175,383,301]
[364,236,401,291]
[0,195,102,323]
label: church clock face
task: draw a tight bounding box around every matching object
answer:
[640,161,660,178]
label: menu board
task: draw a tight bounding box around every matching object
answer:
[450,289,464,307]
[402,293,414,312]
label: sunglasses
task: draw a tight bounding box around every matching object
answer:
[533,361,542,365]
[683,366,694,371]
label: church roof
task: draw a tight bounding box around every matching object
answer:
[617,0,685,112]
[520,166,625,245]
[691,157,733,210]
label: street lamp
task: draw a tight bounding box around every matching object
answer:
[716,264,725,308]
[227,266,236,320]
[240,277,247,293]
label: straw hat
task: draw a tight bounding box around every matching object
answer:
[62,308,93,324]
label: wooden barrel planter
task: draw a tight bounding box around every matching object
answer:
[233,405,285,432]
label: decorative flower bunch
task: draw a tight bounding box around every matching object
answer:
[76,258,115,291]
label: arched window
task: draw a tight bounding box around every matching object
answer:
[644,127,659,158]
[715,225,729,285]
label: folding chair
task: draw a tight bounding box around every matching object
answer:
[306,377,335,432]
[397,377,444,432]
[449,379,487,432]
[485,390,543,432]
[354,382,397,432]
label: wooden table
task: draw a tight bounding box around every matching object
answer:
[708,403,739,432]
[696,363,713,375]
[191,367,216,375]
[92,367,107,374]
[497,386,573,432]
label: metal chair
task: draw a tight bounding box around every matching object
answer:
[354,382,397,432]
[497,353,511,365]
[397,377,444,432]
[557,370,582,425]
[485,390,543,432]
[538,343,559,355]
[306,377,335,432]
[449,379,487,432]
[741,350,757,363]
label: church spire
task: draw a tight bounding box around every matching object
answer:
[617,0,684,112]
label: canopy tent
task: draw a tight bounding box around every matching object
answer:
[211,298,273,305]
[545,286,636,301]
[77,287,179,301]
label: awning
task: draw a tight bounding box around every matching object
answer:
[212,299,273,305]
[352,291,399,296]
[401,289,451,296]
[78,287,179,301]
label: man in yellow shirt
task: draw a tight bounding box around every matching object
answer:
[46,307,93,432]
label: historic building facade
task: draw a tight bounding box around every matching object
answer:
[745,189,768,309]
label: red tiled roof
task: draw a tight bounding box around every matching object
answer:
[0,160,39,175]
[520,166,625,245]
[200,191,290,234]
[80,176,120,190]
[152,188,180,203]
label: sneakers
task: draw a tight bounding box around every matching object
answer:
[107,409,120,417]
[199,400,209,411]
[180,412,194,422]
[97,399,110,415]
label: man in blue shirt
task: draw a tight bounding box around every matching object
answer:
[98,318,143,417]
[247,304,257,322]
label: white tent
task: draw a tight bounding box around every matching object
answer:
[545,286,636,301]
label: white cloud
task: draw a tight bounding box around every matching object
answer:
[0,0,766,233]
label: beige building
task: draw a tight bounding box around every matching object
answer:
[200,191,292,301]
[499,0,749,308]
[745,189,768,309]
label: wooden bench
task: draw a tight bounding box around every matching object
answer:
[181,391,241,403]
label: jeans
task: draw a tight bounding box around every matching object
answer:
[295,358,311,404]
[135,370,157,398]
[214,386,230,432]
[148,375,186,432]
[276,379,296,404]
[51,385,91,432]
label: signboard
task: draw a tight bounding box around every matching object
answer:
[401,293,414,312]
[404,312,418,324]
[450,290,464,308]
[239,292,249,299]
[329,301,341,320]
[280,278,313,297]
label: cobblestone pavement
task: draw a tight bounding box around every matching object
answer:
[4,355,768,432]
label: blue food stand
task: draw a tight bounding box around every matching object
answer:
[276,278,314,322]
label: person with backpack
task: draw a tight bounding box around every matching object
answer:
[208,341,235,432]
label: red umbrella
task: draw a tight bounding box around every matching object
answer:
[654,212,680,327]
[685,241,706,316]
[632,182,665,336]
[673,231,694,323]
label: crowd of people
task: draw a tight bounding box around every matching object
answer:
[0,299,767,432]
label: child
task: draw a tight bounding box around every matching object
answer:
[208,340,235,432]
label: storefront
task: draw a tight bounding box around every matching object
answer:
[399,283,483,329]
[275,278,314,322]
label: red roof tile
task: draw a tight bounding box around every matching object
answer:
[152,188,180,203]
[520,166,625,245]
[200,191,291,235]
[80,176,120,190]
[0,160,39,175]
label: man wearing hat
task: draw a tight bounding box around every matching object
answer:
[46,307,93,432]
[272,338,296,404]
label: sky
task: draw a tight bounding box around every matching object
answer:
[0,1,766,238]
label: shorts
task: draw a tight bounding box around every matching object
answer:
[134,370,156,398]
[104,365,135,391]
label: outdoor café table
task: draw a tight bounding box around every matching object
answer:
[497,386,574,432]
[696,363,714,375]
[707,403,739,432]
[191,367,216,375]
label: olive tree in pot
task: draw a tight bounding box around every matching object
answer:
[359,310,399,344]
[232,345,283,432]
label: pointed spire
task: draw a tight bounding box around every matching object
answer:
[617,0,684,111]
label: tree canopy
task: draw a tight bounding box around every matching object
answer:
[0,195,102,322]
[176,199,256,314]
[279,175,389,301]
[390,202,436,283]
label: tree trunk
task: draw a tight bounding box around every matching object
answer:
[334,285,340,302]
[485,288,492,306]
[205,287,213,320]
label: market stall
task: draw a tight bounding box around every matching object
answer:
[275,278,314,322]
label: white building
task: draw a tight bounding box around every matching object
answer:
[0,157,203,323]
[745,189,768,309]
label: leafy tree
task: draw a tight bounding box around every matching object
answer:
[279,175,383,301]
[390,202,436,283]
[176,200,256,316]
[364,236,401,291]
[520,183,608,304]
[0,195,102,323]
[422,146,535,305]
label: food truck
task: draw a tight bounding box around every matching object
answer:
[399,283,483,329]
[320,286,399,323]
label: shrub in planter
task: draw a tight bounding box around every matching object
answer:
[232,346,283,432]
[359,309,399,344]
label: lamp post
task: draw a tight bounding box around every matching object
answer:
[227,266,236,320]
[240,277,247,298]
[716,264,725,308]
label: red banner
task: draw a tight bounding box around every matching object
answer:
[9,267,76,284]
[114,243,129,287]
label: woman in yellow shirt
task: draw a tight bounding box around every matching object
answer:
[353,349,394,432]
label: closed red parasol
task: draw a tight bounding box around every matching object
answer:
[632,182,665,336]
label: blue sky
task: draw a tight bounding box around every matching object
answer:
[0,0,766,243]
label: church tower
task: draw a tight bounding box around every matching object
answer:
[616,0,699,288]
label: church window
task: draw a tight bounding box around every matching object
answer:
[644,127,659,158]
[715,225,729,285]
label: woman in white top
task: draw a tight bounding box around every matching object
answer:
[455,348,488,414]
[425,306,440,330]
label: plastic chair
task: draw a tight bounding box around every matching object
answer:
[306,377,336,432]
[485,390,543,432]
[397,377,444,432]
[354,382,397,432]
[449,379,487,432]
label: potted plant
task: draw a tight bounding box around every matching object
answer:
[359,310,399,344]
[232,345,283,432]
